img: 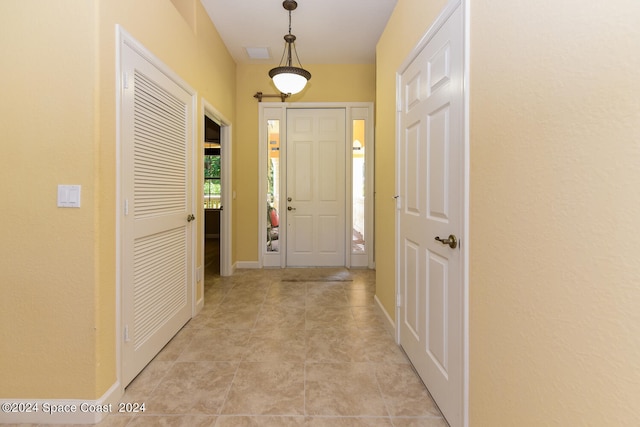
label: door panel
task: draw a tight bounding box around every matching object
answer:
[403,239,420,340]
[319,141,339,200]
[292,141,313,200]
[427,251,448,374]
[121,41,194,387]
[427,106,450,220]
[398,4,464,426]
[405,123,421,214]
[286,109,346,266]
[293,215,313,253]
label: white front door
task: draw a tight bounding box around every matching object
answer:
[120,38,194,386]
[286,108,346,266]
[398,4,465,427]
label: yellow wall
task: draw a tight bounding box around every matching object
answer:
[234,63,375,263]
[377,0,640,425]
[0,0,98,399]
[375,0,448,325]
[469,0,640,424]
[0,0,235,400]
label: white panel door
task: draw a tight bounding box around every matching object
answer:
[398,4,464,427]
[121,41,194,386]
[286,109,346,266]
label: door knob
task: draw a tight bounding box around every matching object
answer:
[187,214,196,222]
[287,206,296,211]
[435,234,457,249]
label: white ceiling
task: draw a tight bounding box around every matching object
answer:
[200,0,398,65]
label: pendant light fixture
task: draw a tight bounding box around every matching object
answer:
[269,0,311,95]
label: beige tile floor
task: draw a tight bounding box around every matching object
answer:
[16,266,448,427]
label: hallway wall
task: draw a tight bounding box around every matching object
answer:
[376,0,640,425]
[0,0,236,400]
[468,1,640,424]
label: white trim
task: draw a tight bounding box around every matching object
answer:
[118,27,195,95]
[374,294,397,341]
[235,261,261,269]
[0,381,121,424]
[114,24,124,405]
[462,1,471,426]
[196,294,204,313]
[188,79,198,330]
[397,0,463,74]
[202,99,233,277]
[345,108,353,268]
[394,1,469,426]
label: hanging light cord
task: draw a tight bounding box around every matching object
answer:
[291,10,305,68]
[275,7,305,68]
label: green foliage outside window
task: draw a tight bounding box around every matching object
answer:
[205,154,221,207]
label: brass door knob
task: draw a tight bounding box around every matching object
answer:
[435,234,457,249]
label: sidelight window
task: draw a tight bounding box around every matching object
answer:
[266,119,281,253]
[352,119,366,254]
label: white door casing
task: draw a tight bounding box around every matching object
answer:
[397,2,466,427]
[119,33,195,387]
[286,108,346,267]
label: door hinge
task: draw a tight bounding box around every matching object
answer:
[396,293,402,308]
[123,72,129,89]
[124,325,131,342]
[124,199,129,216]
[393,195,401,210]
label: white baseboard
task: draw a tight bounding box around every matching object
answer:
[0,381,122,425]
[195,294,204,314]
[374,294,397,341]
[235,261,260,269]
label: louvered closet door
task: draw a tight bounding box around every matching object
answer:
[121,41,194,387]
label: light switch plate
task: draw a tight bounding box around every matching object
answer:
[58,185,81,208]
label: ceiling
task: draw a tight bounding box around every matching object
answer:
[200,0,398,65]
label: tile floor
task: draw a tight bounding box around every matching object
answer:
[17,266,448,427]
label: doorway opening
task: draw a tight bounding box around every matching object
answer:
[202,101,232,280]
[204,116,221,276]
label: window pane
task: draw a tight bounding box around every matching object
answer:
[267,120,280,252]
[204,153,221,209]
[352,119,365,253]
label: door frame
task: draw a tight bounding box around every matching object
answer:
[258,102,374,269]
[394,0,469,426]
[115,26,197,393]
[202,100,232,280]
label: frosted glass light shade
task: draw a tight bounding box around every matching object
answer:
[269,66,311,94]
